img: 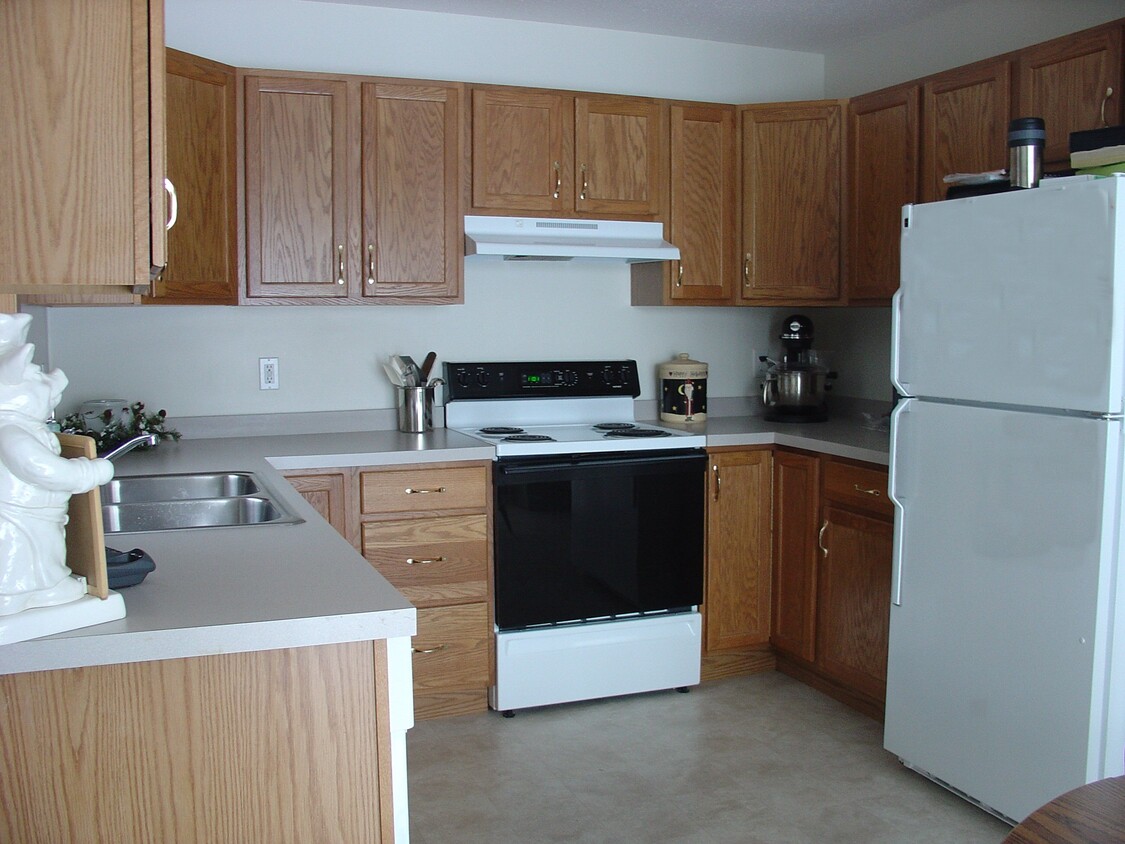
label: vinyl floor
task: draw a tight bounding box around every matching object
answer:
[407,671,1014,843]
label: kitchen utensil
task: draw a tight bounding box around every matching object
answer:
[420,351,437,382]
[391,354,421,387]
[397,384,435,433]
[383,362,405,387]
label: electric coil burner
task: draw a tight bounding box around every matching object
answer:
[444,360,707,714]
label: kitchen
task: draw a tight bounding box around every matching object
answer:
[3,0,1125,841]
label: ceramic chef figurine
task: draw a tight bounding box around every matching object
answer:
[0,313,114,616]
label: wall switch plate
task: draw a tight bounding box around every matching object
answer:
[259,357,279,390]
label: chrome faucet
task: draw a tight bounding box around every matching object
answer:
[102,433,159,461]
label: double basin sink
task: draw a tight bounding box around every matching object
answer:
[101,471,303,533]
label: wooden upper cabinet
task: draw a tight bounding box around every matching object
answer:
[244,75,354,299]
[668,104,737,303]
[921,59,1011,202]
[360,81,462,302]
[471,87,572,213]
[148,49,238,304]
[470,86,664,218]
[1017,25,1124,169]
[574,94,664,216]
[739,101,842,304]
[0,0,165,292]
[845,84,920,304]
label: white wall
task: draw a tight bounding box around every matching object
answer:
[824,0,1125,97]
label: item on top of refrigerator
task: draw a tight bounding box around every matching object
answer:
[659,353,707,423]
[1008,117,1045,188]
[1070,122,1125,169]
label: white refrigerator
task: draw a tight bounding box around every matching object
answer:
[885,174,1125,824]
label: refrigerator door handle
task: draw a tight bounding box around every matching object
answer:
[890,287,908,397]
[888,397,912,606]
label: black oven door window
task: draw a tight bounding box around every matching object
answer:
[493,451,706,630]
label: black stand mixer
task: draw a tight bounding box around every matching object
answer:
[759,315,836,422]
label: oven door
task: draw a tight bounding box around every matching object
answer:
[493,449,706,630]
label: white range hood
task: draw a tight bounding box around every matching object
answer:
[464,215,680,263]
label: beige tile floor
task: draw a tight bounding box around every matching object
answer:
[407,671,1014,843]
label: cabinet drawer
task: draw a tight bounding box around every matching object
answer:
[363,515,488,606]
[412,603,490,692]
[360,465,487,514]
[822,460,891,517]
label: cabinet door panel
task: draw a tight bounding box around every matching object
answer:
[771,450,820,661]
[846,85,919,304]
[817,505,892,702]
[575,96,663,216]
[1017,26,1124,168]
[670,105,735,302]
[471,87,570,212]
[740,103,841,303]
[922,60,1010,202]
[705,450,772,651]
[362,82,460,300]
[245,76,352,298]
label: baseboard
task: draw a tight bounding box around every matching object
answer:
[701,645,776,682]
[774,654,885,722]
[414,689,489,720]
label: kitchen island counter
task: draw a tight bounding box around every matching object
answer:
[0,427,492,676]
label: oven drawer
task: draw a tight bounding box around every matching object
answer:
[412,602,490,693]
[362,515,488,606]
[360,466,488,514]
[822,460,891,516]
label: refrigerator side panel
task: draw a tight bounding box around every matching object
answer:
[884,399,1121,822]
[897,176,1125,415]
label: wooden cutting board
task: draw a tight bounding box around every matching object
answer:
[56,433,109,598]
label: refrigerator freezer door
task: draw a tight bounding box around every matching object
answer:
[885,398,1124,822]
[896,176,1125,415]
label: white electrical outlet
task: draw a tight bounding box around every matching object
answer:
[259,357,279,390]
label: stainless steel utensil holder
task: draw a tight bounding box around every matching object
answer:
[397,386,434,433]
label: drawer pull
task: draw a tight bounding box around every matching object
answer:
[412,644,447,655]
[853,484,882,497]
[405,486,446,495]
[406,556,445,565]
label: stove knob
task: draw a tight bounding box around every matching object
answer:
[563,370,578,386]
[454,369,471,388]
[601,366,622,386]
[475,369,491,389]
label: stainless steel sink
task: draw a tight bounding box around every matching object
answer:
[101,472,260,504]
[100,471,303,533]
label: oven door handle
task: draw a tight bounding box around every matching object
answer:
[495,450,705,476]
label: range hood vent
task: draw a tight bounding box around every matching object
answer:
[464,215,680,263]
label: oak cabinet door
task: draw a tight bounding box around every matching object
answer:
[816,505,893,703]
[704,449,773,652]
[1017,25,1124,169]
[1,0,163,291]
[846,84,920,304]
[244,75,354,298]
[771,449,820,662]
[668,104,736,303]
[471,87,571,212]
[575,94,664,216]
[149,49,238,304]
[921,59,1011,202]
[361,82,462,302]
[739,102,842,304]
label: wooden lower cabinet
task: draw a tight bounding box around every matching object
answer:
[358,461,494,720]
[0,642,399,843]
[770,450,892,719]
[284,468,355,546]
[701,447,776,680]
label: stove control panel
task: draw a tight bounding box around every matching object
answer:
[444,360,641,400]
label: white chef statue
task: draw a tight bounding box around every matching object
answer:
[0,313,114,616]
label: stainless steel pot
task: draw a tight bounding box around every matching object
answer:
[762,366,829,408]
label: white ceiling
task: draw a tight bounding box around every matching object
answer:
[313,0,979,52]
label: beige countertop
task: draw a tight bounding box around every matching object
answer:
[0,415,886,676]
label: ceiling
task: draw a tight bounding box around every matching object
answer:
[316,0,979,52]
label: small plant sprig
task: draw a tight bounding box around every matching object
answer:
[60,401,181,455]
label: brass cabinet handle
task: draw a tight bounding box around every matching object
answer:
[818,520,829,557]
[412,645,447,655]
[579,163,589,201]
[1102,86,1115,127]
[712,464,721,501]
[552,161,561,199]
[405,486,446,495]
[853,483,882,497]
[405,556,445,565]
[743,252,752,285]
[336,244,345,285]
[676,263,684,287]
[367,243,376,285]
